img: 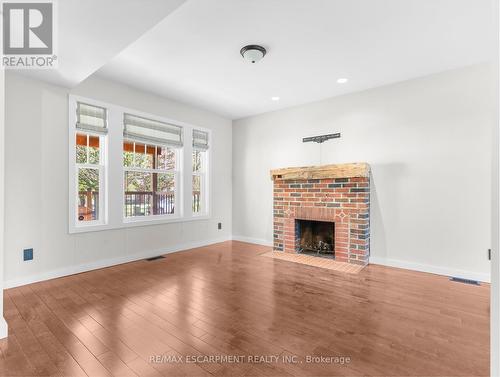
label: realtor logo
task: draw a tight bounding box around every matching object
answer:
[2,1,57,68]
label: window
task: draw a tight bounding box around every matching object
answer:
[123,113,182,219]
[69,96,211,233]
[192,129,209,215]
[74,102,107,224]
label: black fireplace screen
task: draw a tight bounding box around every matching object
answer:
[295,219,335,258]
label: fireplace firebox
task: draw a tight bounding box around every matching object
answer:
[296,220,335,258]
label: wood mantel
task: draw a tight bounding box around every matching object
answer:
[270,162,370,181]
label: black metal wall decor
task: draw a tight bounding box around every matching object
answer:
[302,133,341,144]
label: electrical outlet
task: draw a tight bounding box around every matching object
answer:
[23,248,33,261]
[218,222,222,230]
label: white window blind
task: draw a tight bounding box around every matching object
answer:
[76,102,108,134]
[124,113,183,147]
[193,129,209,151]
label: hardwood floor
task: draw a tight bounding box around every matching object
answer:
[0,241,490,376]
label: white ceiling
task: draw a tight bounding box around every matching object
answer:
[19,0,186,87]
[16,0,494,119]
[96,0,494,119]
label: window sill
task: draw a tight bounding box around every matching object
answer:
[123,214,181,226]
[71,221,107,234]
[68,214,211,234]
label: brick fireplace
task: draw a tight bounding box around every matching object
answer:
[271,163,370,265]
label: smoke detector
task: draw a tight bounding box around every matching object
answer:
[240,45,266,63]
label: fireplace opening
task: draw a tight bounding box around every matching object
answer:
[295,219,335,259]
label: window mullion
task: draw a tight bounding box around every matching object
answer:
[133,142,136,167]
[86,134,90,163]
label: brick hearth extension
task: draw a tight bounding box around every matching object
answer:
[271,163,370,265]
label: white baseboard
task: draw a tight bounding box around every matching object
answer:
[230,237,491,283]
[370,256,490,283]
[0,316,7,339]
[232,235,273,247]
[3,236,490,288]
[4,236,231,289]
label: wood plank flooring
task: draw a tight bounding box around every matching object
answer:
[0,241,490,376]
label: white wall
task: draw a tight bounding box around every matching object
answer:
[0,69,7,338]
[491,2,499,373]
[233,63,494,282]
[4,72,232,287]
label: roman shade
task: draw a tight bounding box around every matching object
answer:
[123,113,183,147]
[193,129,209,150]
[76,102,108,134]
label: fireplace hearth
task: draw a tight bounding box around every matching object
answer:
[296,219,334,258]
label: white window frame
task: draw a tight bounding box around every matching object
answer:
[192,148,209,217]
[75,133,106,224]
[69,98,109,233]
[123,142,181,222]
[69,95,212,234]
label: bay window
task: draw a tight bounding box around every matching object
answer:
[69,96,211,233]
